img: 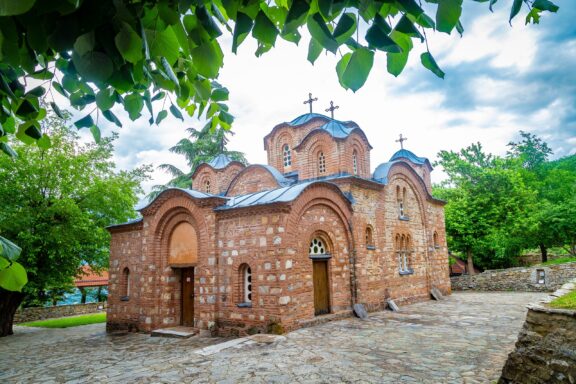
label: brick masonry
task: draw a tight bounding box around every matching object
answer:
[107,113,450,336]
[14,302,107,323]
[451,262,576,292]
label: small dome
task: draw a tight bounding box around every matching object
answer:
[389,149,432,169]
[208,154,234,169]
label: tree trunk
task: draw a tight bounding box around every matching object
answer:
[0,289,25,337]
[539,243,548,263]
[80,287,87,304]
[96,286,103,302]
[466,249,475,276]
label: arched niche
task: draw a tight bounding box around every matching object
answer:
[168,222,198,267]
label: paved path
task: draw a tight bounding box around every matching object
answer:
[0,292,545,383]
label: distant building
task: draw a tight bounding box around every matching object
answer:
[107,112,450,335]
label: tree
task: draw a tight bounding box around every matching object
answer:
[434,142,536,271]
[0,111,150,337]
[0,0,560,155]
[150,124,246,197]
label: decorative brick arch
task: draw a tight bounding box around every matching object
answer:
[386,162,432,226]
[226,164,282,196]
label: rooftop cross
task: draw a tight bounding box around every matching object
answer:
[325,100,339,119]
[396,134,408,149]
[303,92,318,113]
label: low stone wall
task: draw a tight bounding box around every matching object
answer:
[499,280,576,384]
[451,262,576,292]
[14,302,107,323]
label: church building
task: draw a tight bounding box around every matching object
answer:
[106,109,451,335]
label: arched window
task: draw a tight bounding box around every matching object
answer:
[352,151,358,175]
[397,186,408,219]
[396,235,413,274]
[365,226,374,248]
[309,237,327,255]
[433,231,439,249]
[204,179,211,194]
[239,264,252,303]
[318,152,326,174]
[121,267,130,300]
[283,144,292,167]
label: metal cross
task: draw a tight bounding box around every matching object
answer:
[303,92,318,113]
[396,134,408,149]
[325,101,339,119]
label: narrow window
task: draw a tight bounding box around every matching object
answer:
[353,151,358,175]
[537,269,545,284]
[204,179,211,194]
[243,265,252,302]
[309,237,327,255]
[395,235,402,272]
[283,144,292,167]
[318,152,326,174]
[121,267,130,299]
[403,236,411,272]
[365,226,374,248]
[433,232,439,249]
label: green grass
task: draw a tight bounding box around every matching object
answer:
[538,257,576,266]
[19,312,106,328]
[549,291,576,310]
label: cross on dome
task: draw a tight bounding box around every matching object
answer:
[325,100,339,119]
[396,134,408,149]
[303,92,318,113]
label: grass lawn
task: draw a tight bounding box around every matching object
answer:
[19,312,106,328]
[538,256,576,266]
[549,291,576,310]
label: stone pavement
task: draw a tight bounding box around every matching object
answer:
[0,292,545,383]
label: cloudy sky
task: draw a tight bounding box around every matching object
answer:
[78,1,576,193]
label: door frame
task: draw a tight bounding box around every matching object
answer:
[181,267,195,326]
[311,257,331,316]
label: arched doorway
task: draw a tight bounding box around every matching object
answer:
[168,222,198,326]
[309,237,330,316]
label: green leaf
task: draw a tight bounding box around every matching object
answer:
[336,47,374,92]
[307,37,323,64]
[25,86,45,98]
[145,25,179,65]
[161,56,180,90]
[232,12,253,53]
[50,102,64,119]
[192,40,224,78]
[52,81,68,97]
[211,87,229,102]
[396,15,424,42]
[533,0,559,12]
[73,32,95,56]
[386,30,413,76]
[124,93,144,120]
[252,10,278,46]
[170,104,184,121]
[509,0,522,24]
[155,110,168,125]
[2,116,16,134]
[398,0,425,17]
[283,0,310,34]
[115,22,143,64]
[307,13,338,53]
[0,260,27,292]
[333,13,357,45]
[421,52,445,79]
[366,25,402,52]
[436,0,463,33]
[0,236,21,260]
[102,110,122,127]
[72,51,113,83]
[95,88,115,111]
[0,142,17,157]
[37,134,51,149]
[525,8,541,24]
[90,125,101,143]
[0,0,35,16]
[281,30,302,44]
[74,114,94,129]
[197,5,222,38]
[151,91,166,102]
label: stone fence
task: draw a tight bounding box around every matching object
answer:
[451,262,576,292]
[14,302,107,323]
[499,279,576,383]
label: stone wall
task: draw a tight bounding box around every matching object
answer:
[14,302,106,323]
[451,262,576,292]
[499,280,576,384]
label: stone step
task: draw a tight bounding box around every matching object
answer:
[151,326,198,338]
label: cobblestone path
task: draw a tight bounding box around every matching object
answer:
[0,292,545,383]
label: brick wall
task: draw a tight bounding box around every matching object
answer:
[451,262,576,292]
[226,165,281,196]
[14,302,106,323]
[191,163,244,195]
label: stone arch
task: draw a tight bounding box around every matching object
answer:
[226,164,284,196]
[347,134,370,177]
[387,164,429,226]
[167,222,199,266]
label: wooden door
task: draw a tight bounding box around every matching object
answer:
[181,268,194,326]
[313,260,330,316]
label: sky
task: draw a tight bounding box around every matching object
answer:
[74,1,576,193]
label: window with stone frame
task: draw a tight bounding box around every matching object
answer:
[397,186,408,219]
[238,263,252,305]
[433,231,440,249]
[283,144,292,167]
[353,150,358,175]
[203,179,211,194]
[120,267,130,300]
[396,235,413,274]
[309,237,327,256]
[318,152,326,174]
